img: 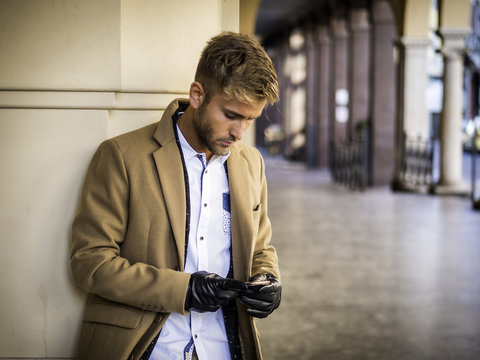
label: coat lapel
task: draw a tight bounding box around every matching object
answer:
[152,100,189,270]
[227,145,254,280]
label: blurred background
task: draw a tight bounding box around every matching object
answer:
[1,0,480,358]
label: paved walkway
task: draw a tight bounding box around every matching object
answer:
[257,156,480,360]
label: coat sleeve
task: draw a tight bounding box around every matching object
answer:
[70,139,190,315]
[250,151,281,280]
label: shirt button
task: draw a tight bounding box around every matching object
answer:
[203,203,207,207]
[194,334,198,339]
[200,236,204,241]
[205,170,208,174]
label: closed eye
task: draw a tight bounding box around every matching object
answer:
[223,108,260,122]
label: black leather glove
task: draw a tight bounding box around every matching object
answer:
[185,271,247,312]
[241,273,281,318]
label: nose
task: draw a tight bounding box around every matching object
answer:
[230,120,251,141]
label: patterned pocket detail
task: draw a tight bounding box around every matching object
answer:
[222,192,231,236]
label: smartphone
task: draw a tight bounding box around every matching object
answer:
[244,280,270,286]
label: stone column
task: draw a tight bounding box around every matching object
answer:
[392,37,431,190]
[330,10,350,147]
[305,23,319,167]
[370,0,397,186]
[433,28,471,195]
[278,32,292,155]
[257,38,282,149]
[348,4,371,138]
[285,28,306,160]
[316,21,332,168]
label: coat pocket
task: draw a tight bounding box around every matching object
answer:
[84,297,144,329]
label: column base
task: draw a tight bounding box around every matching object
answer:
[430,181,470,196]
[391,177,429,193]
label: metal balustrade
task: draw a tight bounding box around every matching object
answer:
[391,135,434,193]
[331,126,370,191]
[401,136,434,188]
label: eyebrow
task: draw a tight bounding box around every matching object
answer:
[223,108,262,120]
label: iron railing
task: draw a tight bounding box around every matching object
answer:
[395,135,434,190]
[331,125,369,191]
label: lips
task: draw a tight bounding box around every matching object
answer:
[220,139,234,147]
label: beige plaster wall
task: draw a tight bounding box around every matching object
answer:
[0,0,239,357]
[391,0,472,37]
[439,0,471,28]
[240,0,261,36]
[0,0,121,91]
[121,0,239,92]
[403,0,431,37]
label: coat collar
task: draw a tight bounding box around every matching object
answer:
[152,99,189,270]
[153,98,189,146]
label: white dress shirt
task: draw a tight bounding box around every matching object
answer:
[152,124,232,360]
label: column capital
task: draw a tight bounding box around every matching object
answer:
[315,24,331,46]
[396,37,431,49]
[349,8,370,33]
[371,0,394,24]
[438,27,471,57]
[330,17,349,40]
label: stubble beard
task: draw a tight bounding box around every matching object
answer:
[193,104,230,157]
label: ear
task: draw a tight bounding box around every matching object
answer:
[189,81,205,109]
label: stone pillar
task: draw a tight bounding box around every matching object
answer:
[278,32,292,155]
[392,37,431,190]
[285,28,307,160]
[370,0,397,186]
[433,28,471,195]
[316,21,332,168]
[0,0,241,356]
[348,4,371,138]
[330,9,350,148]
[305,23,318,167]
[257,38,282,149]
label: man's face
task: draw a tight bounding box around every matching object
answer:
[193,93,267,158]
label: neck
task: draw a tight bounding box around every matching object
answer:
[177,106,213,161]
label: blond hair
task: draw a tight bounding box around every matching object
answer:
[195,32,279,106]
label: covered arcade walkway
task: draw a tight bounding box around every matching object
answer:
[257,156,480,360]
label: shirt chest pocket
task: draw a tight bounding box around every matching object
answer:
[222,192,231,236]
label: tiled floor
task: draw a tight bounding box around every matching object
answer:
[257,156,480,360]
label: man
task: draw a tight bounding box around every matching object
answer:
[70,32,281,360]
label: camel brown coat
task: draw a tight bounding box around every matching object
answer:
[70,99,280,360]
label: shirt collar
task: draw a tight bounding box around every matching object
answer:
[176,124,230,165]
